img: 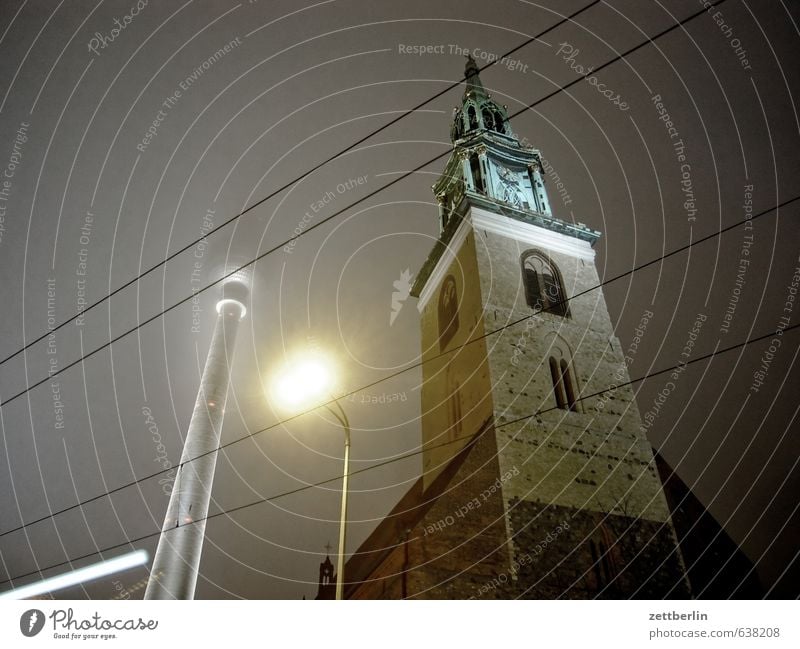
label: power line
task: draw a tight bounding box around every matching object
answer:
[0,0,767,576]
[0,185,793,414]
[0,1,604,370]
[0,193,795,541]
[0,0,728,393]
[1,318,795,589]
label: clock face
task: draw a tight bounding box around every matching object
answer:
[496,166,524,207]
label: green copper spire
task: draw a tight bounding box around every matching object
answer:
[463,54,488,100]
[451,54,515,143]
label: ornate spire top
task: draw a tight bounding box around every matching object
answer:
[463,54,488,100]
[450,53,514,143]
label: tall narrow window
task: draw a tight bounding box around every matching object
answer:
[445,365,462,443]
[589,539,611,590]
[438,276,459,350]
[452,117,462,141]
[589,526,619,594]
[467,105,478,130]
[449,381,462,442]
[470,154,484,193]
[481,108,494,131]
[493,110,505,134]
[561,359,577,411]
[546,334,580,412]
[521,251,569,317]
[550,357,566,410]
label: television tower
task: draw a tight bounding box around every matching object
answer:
[144,269,250,600]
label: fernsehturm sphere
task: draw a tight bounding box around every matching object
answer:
[144,270,249,600]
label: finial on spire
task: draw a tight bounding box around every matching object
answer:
[465,53,479,75]
[463,52,487,99]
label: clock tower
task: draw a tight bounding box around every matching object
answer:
[405,55,690,597]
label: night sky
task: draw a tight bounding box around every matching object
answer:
[0,0,798,599]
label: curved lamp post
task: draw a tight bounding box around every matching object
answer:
[271,355,351,600]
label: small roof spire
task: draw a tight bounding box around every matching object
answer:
[464,53,487,100]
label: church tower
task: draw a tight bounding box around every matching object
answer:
[405,55,690,597]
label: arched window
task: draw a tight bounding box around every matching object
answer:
[549,357,566,410]
[467,105,478,130]
[550,356,578,411]
[469,154,484,193]
[521,251,569,317]
[451,118,462,141]
[493,110,505,134]
[545,333,580,412]
[438,275,459,350]
[589,524,619,594]
[481,108,494,131]
[561,359,577,411]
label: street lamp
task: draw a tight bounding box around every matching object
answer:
[271,354,351,600]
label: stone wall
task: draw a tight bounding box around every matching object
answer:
[419,229,494,490]
[505,500,691,598]
[469,208,687,592]
[359,205,691,599]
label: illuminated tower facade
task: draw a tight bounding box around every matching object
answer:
[145,271,249,600]
[408,55,690,597]
[343,56,690,599]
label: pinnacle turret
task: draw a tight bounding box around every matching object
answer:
[450,55,515,143]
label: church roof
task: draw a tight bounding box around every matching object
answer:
[341,421,490,598]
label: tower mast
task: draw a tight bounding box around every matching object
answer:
[144,271,249,600]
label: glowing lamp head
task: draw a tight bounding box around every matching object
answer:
[272,355,335,410]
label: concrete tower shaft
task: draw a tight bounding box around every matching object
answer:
[144,281,247,600]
